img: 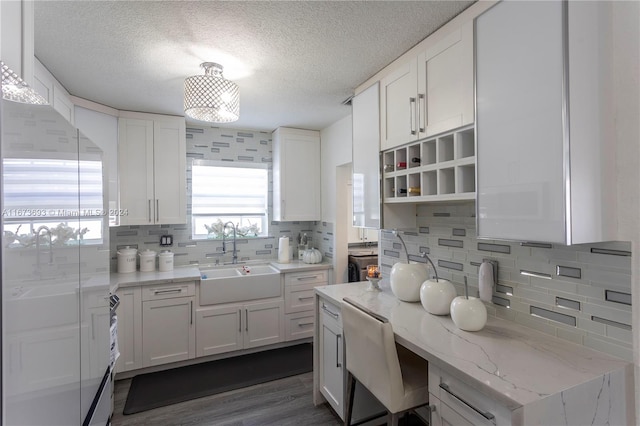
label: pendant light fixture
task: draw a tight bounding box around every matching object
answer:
[184,62,239,123]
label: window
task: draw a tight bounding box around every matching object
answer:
[191,160,269,239]
[2,155,105,246]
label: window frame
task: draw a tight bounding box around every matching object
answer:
[190,159,269,240]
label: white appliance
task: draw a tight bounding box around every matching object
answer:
[1,98,112,425]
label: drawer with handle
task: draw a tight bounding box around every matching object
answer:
[142,281,196,301]
[319,298,342,327]
[284,269,328,287]
[285,283,317,313]
[429,365,511,425]
[285,312,315,341]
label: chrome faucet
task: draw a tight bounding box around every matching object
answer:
[35,225,53,267]
[222,221,238,264]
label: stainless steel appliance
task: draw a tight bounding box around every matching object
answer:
[2,98,111,425]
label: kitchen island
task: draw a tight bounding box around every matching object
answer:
[314,281,634,425]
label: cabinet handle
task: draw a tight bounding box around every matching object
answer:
[91,313,96,340]
[154,288,182,295]
[156,199,159,222]
[281,200,286,220]
[296,275,319,281]
[409,97,417,135]
[190,301,193,325]
[238,309,242,332]
[148,200,152,223]
[418,93,426,133]
[321,303,339,319]
[298,296,314,301]
[439,383,496,423]
[336,334,342,368]
[298,322,314,327]
[245,309,249,332]
[428,404,436,425]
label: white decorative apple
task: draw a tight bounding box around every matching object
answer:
[420,279,457,315]
[390,263,429,302]
[450,296,487,331]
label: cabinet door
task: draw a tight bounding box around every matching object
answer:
[118,118,154,225]
[380,58,418,151]
[115,287,142,373]
[244,300,284,349]
[153,119,186,224]
[272,128,321,221]
[352,82,381,230]
[142,296,195,367]
[319,312,344,418]
[476,1,566,243]
[418,21,474,138]
[195,305,243,357]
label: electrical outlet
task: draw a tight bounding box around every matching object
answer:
[160,235,173,246]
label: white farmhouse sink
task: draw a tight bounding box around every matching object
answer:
[199,264,281,305]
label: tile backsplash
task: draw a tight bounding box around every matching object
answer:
[110,125,333,270]
[379,202,633,361]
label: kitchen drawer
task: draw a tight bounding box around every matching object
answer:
[429,365,512,425]
[284,312,315,341]
[285,282,317,314]
[141,282,195,301]
[284,269,328,287]
[319,298,342,327]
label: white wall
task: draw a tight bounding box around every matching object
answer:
[320,115,352,222]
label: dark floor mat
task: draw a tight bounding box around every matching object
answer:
[123,343,313,415]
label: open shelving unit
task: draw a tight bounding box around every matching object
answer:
[382,125,475,203]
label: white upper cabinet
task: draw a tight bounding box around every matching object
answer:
[352,82,381,230]
[475,1,617,244]
[380,19,474,151]
[1,0,34,87]
[380,59,418,151]
[118,112,186,225]
[272,127,321,222]
[417,20,474,139]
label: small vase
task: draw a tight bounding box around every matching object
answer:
[390,263,428,302]
[420,279,456,315]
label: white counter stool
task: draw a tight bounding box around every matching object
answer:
[341,298,429,426]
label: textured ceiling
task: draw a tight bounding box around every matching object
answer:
[34,1,474,132]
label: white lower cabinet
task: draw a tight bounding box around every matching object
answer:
[142,296,195,368]
[196,300,284,357]
[114,287,142,373]
[283,269,329,341]
[318,299,344,417]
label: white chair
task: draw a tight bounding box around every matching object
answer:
[341,298,429,426]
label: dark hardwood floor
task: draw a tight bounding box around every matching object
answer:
[111,372,343,426]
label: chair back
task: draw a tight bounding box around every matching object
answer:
[341,299,405,410]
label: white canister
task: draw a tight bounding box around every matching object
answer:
[139,249,157,272]
[158,250,174,272]
[117,246,137,273]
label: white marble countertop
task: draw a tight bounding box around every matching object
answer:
[269,260,332,273]
[316,281,631,411]
[110,260,332,292]
[110,266,201,291]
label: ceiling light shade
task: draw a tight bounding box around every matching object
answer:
[184,62,239,123]
[1,62,47,105]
